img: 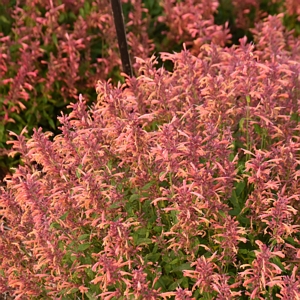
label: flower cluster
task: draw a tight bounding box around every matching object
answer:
[0,11,300,300]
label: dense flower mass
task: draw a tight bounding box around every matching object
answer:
[0,10,299,298]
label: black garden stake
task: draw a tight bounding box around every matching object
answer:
[110,0,133,77]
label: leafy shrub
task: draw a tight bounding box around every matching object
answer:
[157,0,300,53]
[0,0,154,177]
[0,14,299,299]
[230,0,300,31]
[157,0,232,53]
[1,0,300,180]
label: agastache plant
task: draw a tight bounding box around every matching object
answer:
[0,8,300,300]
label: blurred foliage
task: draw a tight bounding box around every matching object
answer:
[0,0,299,179]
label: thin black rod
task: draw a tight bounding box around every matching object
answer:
[110,0,133,77]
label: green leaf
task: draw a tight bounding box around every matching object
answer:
[77,243,90,251]
[67,287,78,295]
[136,238,152,246]
[271,256,285,271]
[60,212,69,221]
[236,180,246,196]
[9,43,21,54]
[85,268,95,279]
[136,227,148,236]
[58,14,65,23]
[146,253,160,262]
[169,278,183,290]
[142,181,154,190]
[171,263,192,273]
[129,194,139,201]
[86,291,98,300]
[170,258,179,265]
[0,124,4,141]
[156,276,170,290]
[237,215,250,226]
[52,33,58,47]
[154,226,162,234]
[239,118,246,130]
[246,95,251,104]
[76,164,83,179]
[229,190,242,216]
[239,248,249,254]
[253,123,262,135]
[79,8,85,17]
[286,237,298,245]
[0,16,10,24]
[84,1,90,13]
[109,202,121,209]
[48,118,55,129]
[164,264,171,274]
[290,112,299,122]
[78,234,90,241]
[50,222,60,230]
[69,12,77,21]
